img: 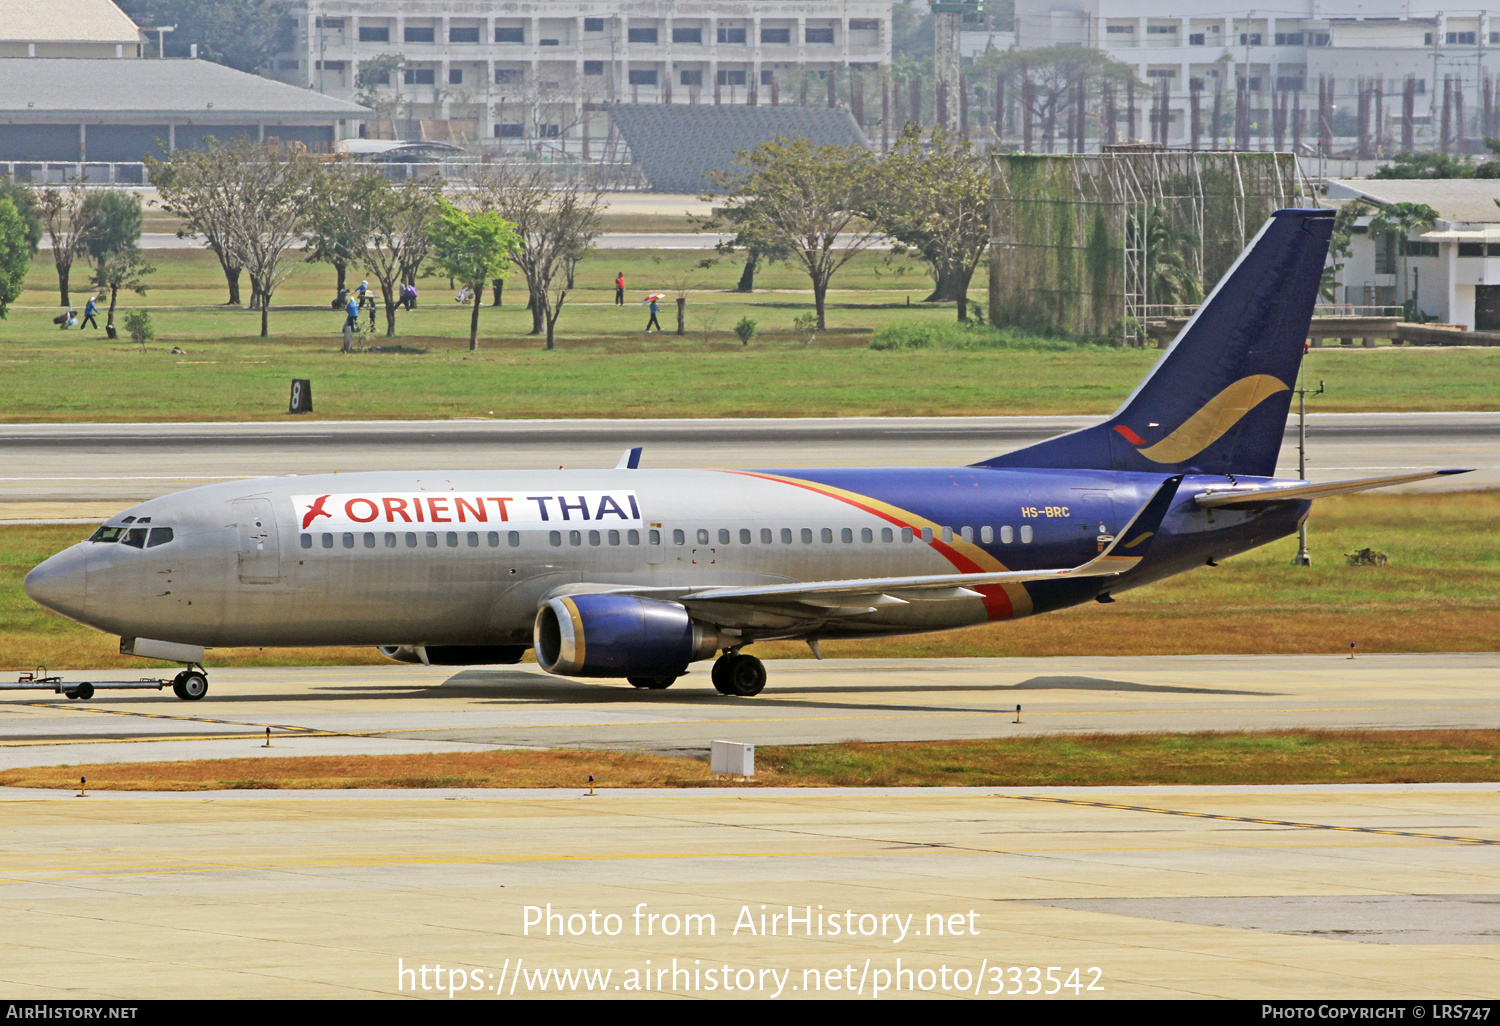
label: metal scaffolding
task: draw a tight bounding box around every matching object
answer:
[989,151,1312,344]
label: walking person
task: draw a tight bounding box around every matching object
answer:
[614,272,625,305]
[644,294,662,333]
[343,295,360,334]
[80,295,99,331]
[401,283,418,311]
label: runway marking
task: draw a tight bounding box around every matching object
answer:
[1001,795,1500,847]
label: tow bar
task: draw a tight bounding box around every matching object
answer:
[6,667,173,701]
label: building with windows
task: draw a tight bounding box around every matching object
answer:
[1329,178,1500,329]
[1015,1,1500,150]
[271,1,894,144]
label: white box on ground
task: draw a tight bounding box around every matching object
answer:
[710,740,754,777]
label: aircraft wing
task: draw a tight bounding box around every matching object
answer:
[1193,469,1472,509]
[673,475,1182,617]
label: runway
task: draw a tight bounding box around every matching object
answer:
[1,654,1495,769]
[0,411,1494,507]
[0,782,1495,998]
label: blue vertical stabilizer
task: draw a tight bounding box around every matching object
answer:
[977,208,1334,477]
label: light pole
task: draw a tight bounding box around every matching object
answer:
[1291,375,1324,566]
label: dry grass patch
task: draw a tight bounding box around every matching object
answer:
[5,729,1496,790]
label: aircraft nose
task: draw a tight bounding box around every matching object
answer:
[24,547,88,620]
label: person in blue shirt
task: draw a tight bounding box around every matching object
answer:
[645,296,662,332]
[343,296,360,333]
[81,296,99,330]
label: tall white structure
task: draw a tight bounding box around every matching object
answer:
[1015,0,1500,148]
[270,1,894,143]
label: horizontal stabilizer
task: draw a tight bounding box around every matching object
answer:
[1194,469,1473,509]
[676,476,1182,609]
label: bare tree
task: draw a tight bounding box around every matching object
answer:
[36,183,101,307]
[144,142,247,304]
[222,149,320,337]
[352,172,441,337]
[469,164,605,349]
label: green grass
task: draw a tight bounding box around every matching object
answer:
[5,491,1498,670]
[4,730,1496,789]
[3,248,1498,420]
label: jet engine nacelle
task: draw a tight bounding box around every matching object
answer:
[378,644,528,665]
[533,594,729,678]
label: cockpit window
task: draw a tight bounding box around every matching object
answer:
[121,528,148,549]
[89,526,125,543]
[146,527,174,548]
[121,516,136,524]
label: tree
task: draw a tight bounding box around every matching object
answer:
[706,137,881,330]
[91,248,156,334]
[0,180,43,258]
[36,183,101,307]
[221,150,320,337]
[304,164,368,293]
[1368,202,1439,316]
[427,200,521,351]
[0,199,33,318]
[353,172,441,337]
[980,46,1136,151]
[1370,152,1477,179]
[865,124,991,320]
[116,0,295,73]
[1133,207,1204,310]
[145,142,249,304]
[693,198,793,293]
[469,165,605,349]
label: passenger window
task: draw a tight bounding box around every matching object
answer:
[881,527,893,542]
[961,526,973,543]
[739,528,752,544]
[121,528,147,548]
[426,532,438,547]
[446,532,459,547]
[841,528,853,543]
[1001,525,1013,544]
[819,528,832,543]
[342,533,354,549]
[487,532,499,547]
[718,528,731,544]
[672,529,684,545]
[300,533,312,549]
[919,527,931,542]
[760,528,772,544]
[549,531,562,546]
[406,532,418,547]
[981,526,993,544]
[467,532,479,547]
[363,532,376,548]
[801,528,813,544]
[861,527,872,542]
[146,527,174,548]
[322,533,334,548]
[901,527,913,542]
[588,530,601,546]
[608,530,620,545]
[697,529,709,545]
[1020,525,1033,543]
[569,530,582,546]
[632,530,644,545]
[508,531,521,547]
[385,533,397,548]
[941,527,953,543]
[781,528,792,544]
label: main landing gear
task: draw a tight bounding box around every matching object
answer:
[172,668,208,701]
[711,651,766,697]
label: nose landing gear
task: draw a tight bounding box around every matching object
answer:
[172,669,208,701]
[710,651,766,697]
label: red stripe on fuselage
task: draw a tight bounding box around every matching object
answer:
[721,470,1016,620]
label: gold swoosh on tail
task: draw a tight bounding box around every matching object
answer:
[1135,375,1290,464]
[1121,530,1154,550]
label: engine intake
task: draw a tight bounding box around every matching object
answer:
[534,594,728,678]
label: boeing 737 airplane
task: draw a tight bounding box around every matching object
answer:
[23,208,1469,700]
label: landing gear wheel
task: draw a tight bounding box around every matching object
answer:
[715,654,766,697]
[74,682,94,701]
[628,676,676,690]
[174,670,208,701]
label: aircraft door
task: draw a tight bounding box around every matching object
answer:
[1076,491,1117,553]
[233,498,281,583]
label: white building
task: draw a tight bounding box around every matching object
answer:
[1329,178,1500,329]
[271,1,894,143]
[1015,0,1500,148]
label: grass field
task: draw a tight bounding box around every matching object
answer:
[4,490,1496,671]
[3,247,1498,420]
[4,729,1495,790]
